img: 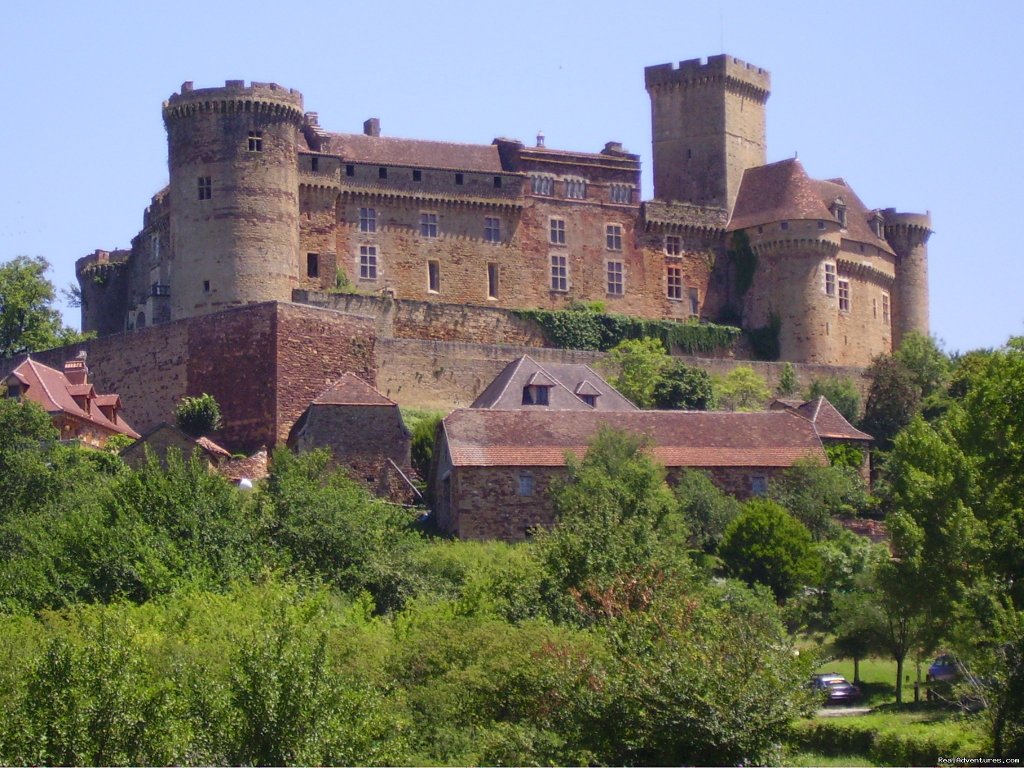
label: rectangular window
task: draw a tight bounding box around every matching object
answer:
[487,263,499,299]
[420,212,438,238]
[882,291,891,323]
[606,224,622,251]
[306,253,319,278]
[751,476,768,496]
[359,207,376,233]
[311,157,319,172]
[824,263,836,297]
[667,265,683,300]
[531,176,554,195]
[455,173,464,185]
[780,221,789,230]
[607,261,624,295]
[484,217,501,243]
[359,245,378,280]
[378,167,388,179]
[610,184,633,204]
[197,176,211,200]
[247,131,263,152]
[428,260,440,292]
[565,178,586,199]
[665,235,682,256]
[202,280,211,293]
[518,473,535,497]
[493,176,502,189]
[412,169,422,182]
[345,164,355,176]
[838,279,851,312]
[689,287,700,317]
[550,218,566,245]
[550,254,567,291]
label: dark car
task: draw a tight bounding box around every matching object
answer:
[928,654,960,683]
[810,673,862,704]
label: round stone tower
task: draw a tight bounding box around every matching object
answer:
[162,80,304,320]
[883,209,931,348]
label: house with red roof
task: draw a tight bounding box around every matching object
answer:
[3,354,139,447]
[432,408,829,541]
[287,373,418,503]
[770,395,873,480]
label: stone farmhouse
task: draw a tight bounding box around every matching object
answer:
[4,355,138,447]
[75,53,931,370]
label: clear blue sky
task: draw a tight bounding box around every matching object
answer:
[2,0,1020,354]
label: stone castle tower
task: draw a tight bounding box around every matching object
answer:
[645,55,771,213]
[162,81,305,320]
[75,55,931,369]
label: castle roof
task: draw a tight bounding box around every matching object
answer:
[443,408,825,468]
[728,159,895,254]
[6,357,139,439]
[320,132,504,173]
[470,355,637,411]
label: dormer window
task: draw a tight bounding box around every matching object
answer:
[872,212,885,238]
[5,383,20,398]
[831,197,847,228]
[522,384,550,405]
[580,394,597,407]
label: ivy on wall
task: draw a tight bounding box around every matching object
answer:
[729,230,758,297]
[745,312,781,361]
[514,306,741,355]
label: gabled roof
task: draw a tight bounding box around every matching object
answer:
[7,358,139,439]
[728,158,895,254]
[470,355,637,411]
[770,396,873,442]
[443,409,826,468]
[321,132,504,173]
[311,373,397,406]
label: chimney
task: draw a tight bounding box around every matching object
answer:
[63,353,89,386]
[602,141,623,155]
[363,118,380,137]
[536,130,545,148]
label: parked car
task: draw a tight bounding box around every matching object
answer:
[810,673,862,704]
[928,654,960,683]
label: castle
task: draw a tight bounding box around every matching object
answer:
[75,54,930,368]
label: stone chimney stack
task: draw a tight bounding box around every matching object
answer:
[363,118,380,137]
[63,354,89,386]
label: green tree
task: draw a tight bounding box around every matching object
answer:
[604,337,669,408]
[673,468,741,553]
[652,359,716,410]
[174,393,222,437]
[807,375,861,424]
[0,256,91,357]
[769,458,870,541]
[535,427,684,623]
[405,409,444,483]
[718,499,819,602]
[714,365,771,411]
[894,330,950,400]
[861,355,921,450]
[777,361,798,396]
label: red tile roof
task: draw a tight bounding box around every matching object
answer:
[322,132,504,173]
[443,409,825,468]
[728,159,895,255]
[6,358,139,439]
[312,373,396,406]
[796,396,873,441]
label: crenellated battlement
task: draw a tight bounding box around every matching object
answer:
[645,54,770,99]
[882,209,932,241]
[75,249,130,278]
[162,80,304,125]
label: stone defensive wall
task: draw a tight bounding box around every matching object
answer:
[374,336,868,411]
[2,300,869,452]
[1,302,376,453]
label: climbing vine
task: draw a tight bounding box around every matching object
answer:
[514,306,741,355]
[729,230,757,297]
[746,312,781,361]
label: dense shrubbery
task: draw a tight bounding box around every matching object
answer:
[515,304,741,355]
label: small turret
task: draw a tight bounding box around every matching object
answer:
[883,209,931,348]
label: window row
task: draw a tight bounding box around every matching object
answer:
[356,248,501,300]
[822,262,891,321]
[529,175,635,204]
[666,265,700,315]
[345,164,498,188]
[356,207,503,243]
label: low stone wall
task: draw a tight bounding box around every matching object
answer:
[375,336,869,411]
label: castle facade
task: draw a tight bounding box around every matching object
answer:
[76,55,931,367]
